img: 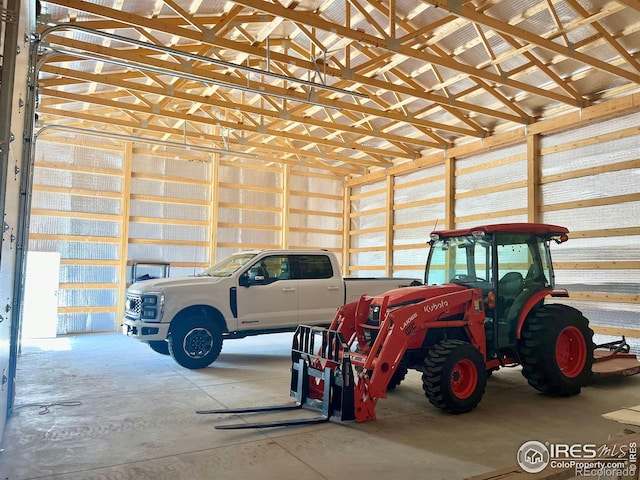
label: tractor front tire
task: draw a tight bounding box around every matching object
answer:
[168,318,223,369]
[518,304,594,396]
[387,365,408,391]
[422,340,487,413]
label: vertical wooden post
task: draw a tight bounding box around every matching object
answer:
[342,181,350,276]
[445,155,456,229]
[210,153,219,264]
[527,133,541,223]
[385,174,394,276]
[117,140,133,321]
[282,164,290,249]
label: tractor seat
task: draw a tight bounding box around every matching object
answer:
[496,272,525,346]
[497,271,524,320]
[498,272,524,300]
[524,263,548,289]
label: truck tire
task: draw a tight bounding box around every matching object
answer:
[518,304,594,396]
[422,340,487,413]
[148,341,169,355]
[168,318,223,369]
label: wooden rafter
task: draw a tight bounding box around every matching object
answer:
[40,1,536,122]
[36,0,640,174]
[423,0,640,84]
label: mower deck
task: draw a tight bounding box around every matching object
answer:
[591,338,640,378]
[592,351,640,378]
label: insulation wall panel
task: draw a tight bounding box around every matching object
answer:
[392,164,445,277]
[455,144,528,227]
[30,104,639,342]
[346,107,639,345]
[215,159,283,257]
[350,180,387,277]
[540,112,640,339]
[288,168,343,262]
[128,148,211,282]
[31,135,124,334]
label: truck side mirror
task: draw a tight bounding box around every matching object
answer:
[241,266,268,287]
[249,265,267,284]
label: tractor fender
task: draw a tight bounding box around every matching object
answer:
[514,288,564,339]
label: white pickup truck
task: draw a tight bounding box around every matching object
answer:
[122,249,421,369]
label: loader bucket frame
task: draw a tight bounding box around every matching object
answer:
[290,325,356,422]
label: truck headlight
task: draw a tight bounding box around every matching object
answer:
[140,293,164,321]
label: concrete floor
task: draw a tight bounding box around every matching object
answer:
[0,332,638,480]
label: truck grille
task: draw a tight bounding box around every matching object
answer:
[125,294,142,318]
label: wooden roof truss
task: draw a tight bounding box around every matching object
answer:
[36,0,640,175]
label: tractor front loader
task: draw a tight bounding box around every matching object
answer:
[201,223,640,429]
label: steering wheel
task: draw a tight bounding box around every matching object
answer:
[453,274,487,282]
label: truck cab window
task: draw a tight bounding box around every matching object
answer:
[254,256,291,283]
[297,255,333,279]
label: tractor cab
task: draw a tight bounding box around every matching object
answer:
[426,224,568,356]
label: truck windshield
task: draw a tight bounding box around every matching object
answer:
[200,253,257,277]
[426,235,492,286]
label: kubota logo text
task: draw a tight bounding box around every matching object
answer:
[424,300,448,313]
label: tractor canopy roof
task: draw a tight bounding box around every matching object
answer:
[431,223,569,239]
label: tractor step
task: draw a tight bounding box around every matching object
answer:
[198,325,356,429]
[592,337,640,378]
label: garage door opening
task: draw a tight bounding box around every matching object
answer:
[21,251,60,340]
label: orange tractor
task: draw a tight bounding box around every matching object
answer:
[201,223,640,428]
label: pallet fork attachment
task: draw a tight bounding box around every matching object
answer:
[197,325,356,429]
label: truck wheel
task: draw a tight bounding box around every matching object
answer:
[168,318,223,369]
[422,340,487,413]
[148,341,169,355]
[518,304,594,396]
[387,365,408,391]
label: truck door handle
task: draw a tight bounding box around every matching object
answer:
[282,287,296,292]
[327,286,340,291]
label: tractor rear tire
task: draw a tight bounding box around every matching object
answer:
[518,304,594,396]
[422,340,487,413]
[168,318,223,369]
